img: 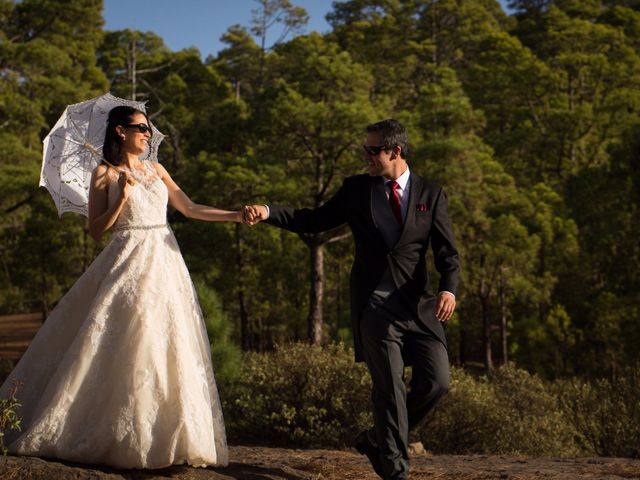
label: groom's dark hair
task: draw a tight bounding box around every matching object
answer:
[366,119,409,159]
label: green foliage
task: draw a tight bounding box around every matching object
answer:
[1,0,107,314]
[263,33,377,200]
[221,347,639,457]
[250,0,308,50]
[552,367,640,457]
[421,365,583,456]
[509,3,640,182]
[0,380,22,455]
[2,0,639,381]
[221,343,372,447]
[194,280,242,384]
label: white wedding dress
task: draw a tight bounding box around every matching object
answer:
[0,163,228,469]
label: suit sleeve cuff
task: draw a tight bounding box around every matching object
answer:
[264,204,270,219]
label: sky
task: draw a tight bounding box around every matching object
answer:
[103,0,512,60]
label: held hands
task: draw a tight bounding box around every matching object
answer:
[242,205,268,226]
[435,292,456,322]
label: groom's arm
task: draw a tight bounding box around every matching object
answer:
[430,187,460,322]
[247,180,349,234]
[430,187,460,294]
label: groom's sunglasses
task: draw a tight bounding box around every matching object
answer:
[124,123,153,136]
[363,144,389,156]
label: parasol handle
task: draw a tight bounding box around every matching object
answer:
[83,142,114,168]
[83,142,135,186]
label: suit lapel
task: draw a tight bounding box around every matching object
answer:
[368,176,390,246]
[369,176,380,229]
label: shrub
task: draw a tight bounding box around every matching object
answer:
[221,342,372,447]
[0,380,22,455]
[415,366,501,453]
[194,280,242,384]
[418,365,582,456]
[221,344,638,458]
[553,366,640,458]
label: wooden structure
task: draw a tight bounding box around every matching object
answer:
[0,313,44,360]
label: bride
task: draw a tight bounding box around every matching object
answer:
[0,106,241,469]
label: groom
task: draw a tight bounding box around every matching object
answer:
[245,119,460,480]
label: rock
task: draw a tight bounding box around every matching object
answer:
[408,441,429,456]
[0,451,317,479]
[0,454,124,479]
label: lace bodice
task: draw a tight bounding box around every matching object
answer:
[107,162,168,230]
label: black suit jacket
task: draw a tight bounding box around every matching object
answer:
[266,173,460,362]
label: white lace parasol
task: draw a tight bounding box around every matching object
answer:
[40,92,165,217]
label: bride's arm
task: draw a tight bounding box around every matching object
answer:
[88,165,132,241]
[152,163,243,223]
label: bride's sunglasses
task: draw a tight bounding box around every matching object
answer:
[363,144,389,155]
[124,123,153,136]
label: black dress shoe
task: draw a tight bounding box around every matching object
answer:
[354,430,386,478]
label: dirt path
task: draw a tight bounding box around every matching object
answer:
[1,446,639,479]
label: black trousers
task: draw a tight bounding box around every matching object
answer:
[360,293,450,480]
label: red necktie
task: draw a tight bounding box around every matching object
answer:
[388,180,403,225]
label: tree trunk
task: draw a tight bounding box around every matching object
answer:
[499,271,508,365]
[128,38,137,101]
[164,121,182,171]
[235,224,251,351]
[459,315,467,366]
[40,247,48,317]
[335,260,342,330]
[481,295,493,372]
[307,238,324,345]
[478,253,493,371]
[500,308,508,365]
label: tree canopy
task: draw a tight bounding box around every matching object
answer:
[1,0,639,378]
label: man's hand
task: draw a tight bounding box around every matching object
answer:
[243,205,268,225]
[435,292,456,322]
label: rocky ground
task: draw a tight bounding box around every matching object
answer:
[1,445,640,480]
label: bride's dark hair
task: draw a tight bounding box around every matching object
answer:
[102,106,150,166]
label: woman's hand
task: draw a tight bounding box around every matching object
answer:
[117,171,135,201]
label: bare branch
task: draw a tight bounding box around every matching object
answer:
[297,132,317,159]
[139,77,166,110]
[148,104,165,120]
[326,231,352,244]
[136,59,175,75]
[4,194,34,214]
[319,142,351,199]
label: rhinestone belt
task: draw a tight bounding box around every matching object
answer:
[112,223,168,232]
